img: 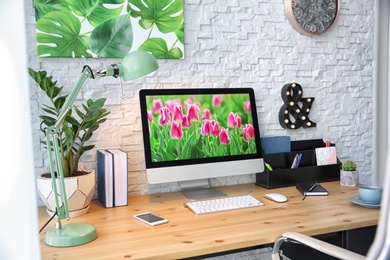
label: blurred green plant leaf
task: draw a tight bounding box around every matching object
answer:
[33,0,69,21]
[139,38,183,59]
[36,11,91,57]
[128,0,183,33]
[175,22,184,44]
[66,0,125,27]
[90,14,133,58]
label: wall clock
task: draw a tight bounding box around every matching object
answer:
[285,0,340,35]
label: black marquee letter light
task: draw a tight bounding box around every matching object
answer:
[279,83,316,129]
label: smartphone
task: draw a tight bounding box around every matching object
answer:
[133,212,168,226]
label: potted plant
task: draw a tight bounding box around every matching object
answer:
[340,160,358,187]
[29,68,110,217]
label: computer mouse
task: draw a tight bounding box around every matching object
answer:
[263,193,287,203]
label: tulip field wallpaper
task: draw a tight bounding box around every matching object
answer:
[33,0,184,59]
[145,93,257,162]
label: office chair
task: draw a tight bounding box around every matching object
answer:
[271,152,390,260]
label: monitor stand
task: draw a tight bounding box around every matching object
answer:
[179,179,227,200]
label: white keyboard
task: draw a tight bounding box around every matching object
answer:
[185,195,264,215]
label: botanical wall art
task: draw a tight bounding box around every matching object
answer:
[33,0,184,59]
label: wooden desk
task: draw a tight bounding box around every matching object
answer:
[38,182,379,259]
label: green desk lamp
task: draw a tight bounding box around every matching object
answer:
[44,51,158,247]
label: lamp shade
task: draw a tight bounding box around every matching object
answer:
[119,51,159,81]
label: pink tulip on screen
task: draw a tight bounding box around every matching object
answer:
[201,120,211,136]
[227,112,242,128]
[184,100,191,112]
[219,128,230,144]
[210,120,220,136]
[165,99,181,113]
[172,105,183,122]
[159,107,170,126]
[244,101,251,113]
[182,115,191,128]
[147,110,153,123]
[243,124,255,142]
[170,121,183,139]
[203,108,211,120]
[187,104,200,122]
[153,99,162,114]
[237,116,242,127]
[212,95,222,107]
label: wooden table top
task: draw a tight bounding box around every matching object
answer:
[38,181,379,260]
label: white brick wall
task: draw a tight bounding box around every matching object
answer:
[25,0,374,204]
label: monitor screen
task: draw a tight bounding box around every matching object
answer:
[139,88,264,187]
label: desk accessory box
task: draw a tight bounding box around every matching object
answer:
[256,139,341,189]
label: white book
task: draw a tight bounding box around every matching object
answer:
[107,149,128,207]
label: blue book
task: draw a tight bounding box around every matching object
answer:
[261,136,291,154]
[97,150,114,208]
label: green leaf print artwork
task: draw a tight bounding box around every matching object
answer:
[33,0,184,59]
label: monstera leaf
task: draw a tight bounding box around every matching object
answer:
[90,14,133,58]
[36,11,91,57]
[139,38,183,59]
[33,0,184,58]
[33,0,69,21]
[175,22,184,44]
[128,0,183,33]
[67,0,125,27]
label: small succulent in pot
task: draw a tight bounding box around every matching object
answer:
[342,160,356,171]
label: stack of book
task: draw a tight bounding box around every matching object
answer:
[97,149,128,208]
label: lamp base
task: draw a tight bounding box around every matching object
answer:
[45,223,97,247]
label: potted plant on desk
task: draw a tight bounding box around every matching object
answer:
[340,160,358,187]
[29,68,110,217]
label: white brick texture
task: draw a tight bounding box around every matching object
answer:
[25,0,374,205]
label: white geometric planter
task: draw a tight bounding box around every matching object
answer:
[37,171,96,218]
[340,170,359,187]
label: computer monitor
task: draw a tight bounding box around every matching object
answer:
[139,88,264,199]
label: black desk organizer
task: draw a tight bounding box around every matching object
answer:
[256,139,341,189]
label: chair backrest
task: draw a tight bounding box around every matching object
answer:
[366,151,390,259]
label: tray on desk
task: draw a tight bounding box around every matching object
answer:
[256,139,341,189]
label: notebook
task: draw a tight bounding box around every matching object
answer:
[296,182,328,196]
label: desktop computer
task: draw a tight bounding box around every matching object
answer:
[139,88,264,200]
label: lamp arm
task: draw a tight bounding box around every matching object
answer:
[45,126,68,223]
[56,66,94,126]
[55,64,119,126]
[45,66,95,225]
[94,64,119,78]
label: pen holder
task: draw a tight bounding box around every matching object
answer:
[256,139,341,189]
